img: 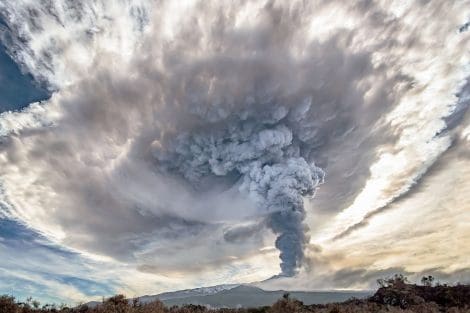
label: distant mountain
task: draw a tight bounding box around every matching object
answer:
[157,285,371,308]
[138,284,239,302]
[85,284,371,309]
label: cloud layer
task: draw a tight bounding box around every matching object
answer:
[0,0,469,303]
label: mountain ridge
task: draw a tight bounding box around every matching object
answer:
[85,284,371,309]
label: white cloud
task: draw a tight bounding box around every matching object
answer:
[0,0,469,299]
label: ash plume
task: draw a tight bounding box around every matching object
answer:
[153,102,325,276]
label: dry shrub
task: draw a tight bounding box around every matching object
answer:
[0,295,18,313]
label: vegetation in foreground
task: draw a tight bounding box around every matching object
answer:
[1,275,469,313]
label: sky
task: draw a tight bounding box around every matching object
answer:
[0,0,469,305]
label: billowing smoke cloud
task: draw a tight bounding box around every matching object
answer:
[0,0,469,291]
[153,103,325,275]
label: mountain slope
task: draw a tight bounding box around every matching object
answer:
[138,284,239,302]
[84,284,371,309]
[143,285,371,308]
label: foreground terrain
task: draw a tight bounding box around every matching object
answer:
[1,276,469,313]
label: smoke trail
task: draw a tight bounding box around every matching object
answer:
[153,103,324,276]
